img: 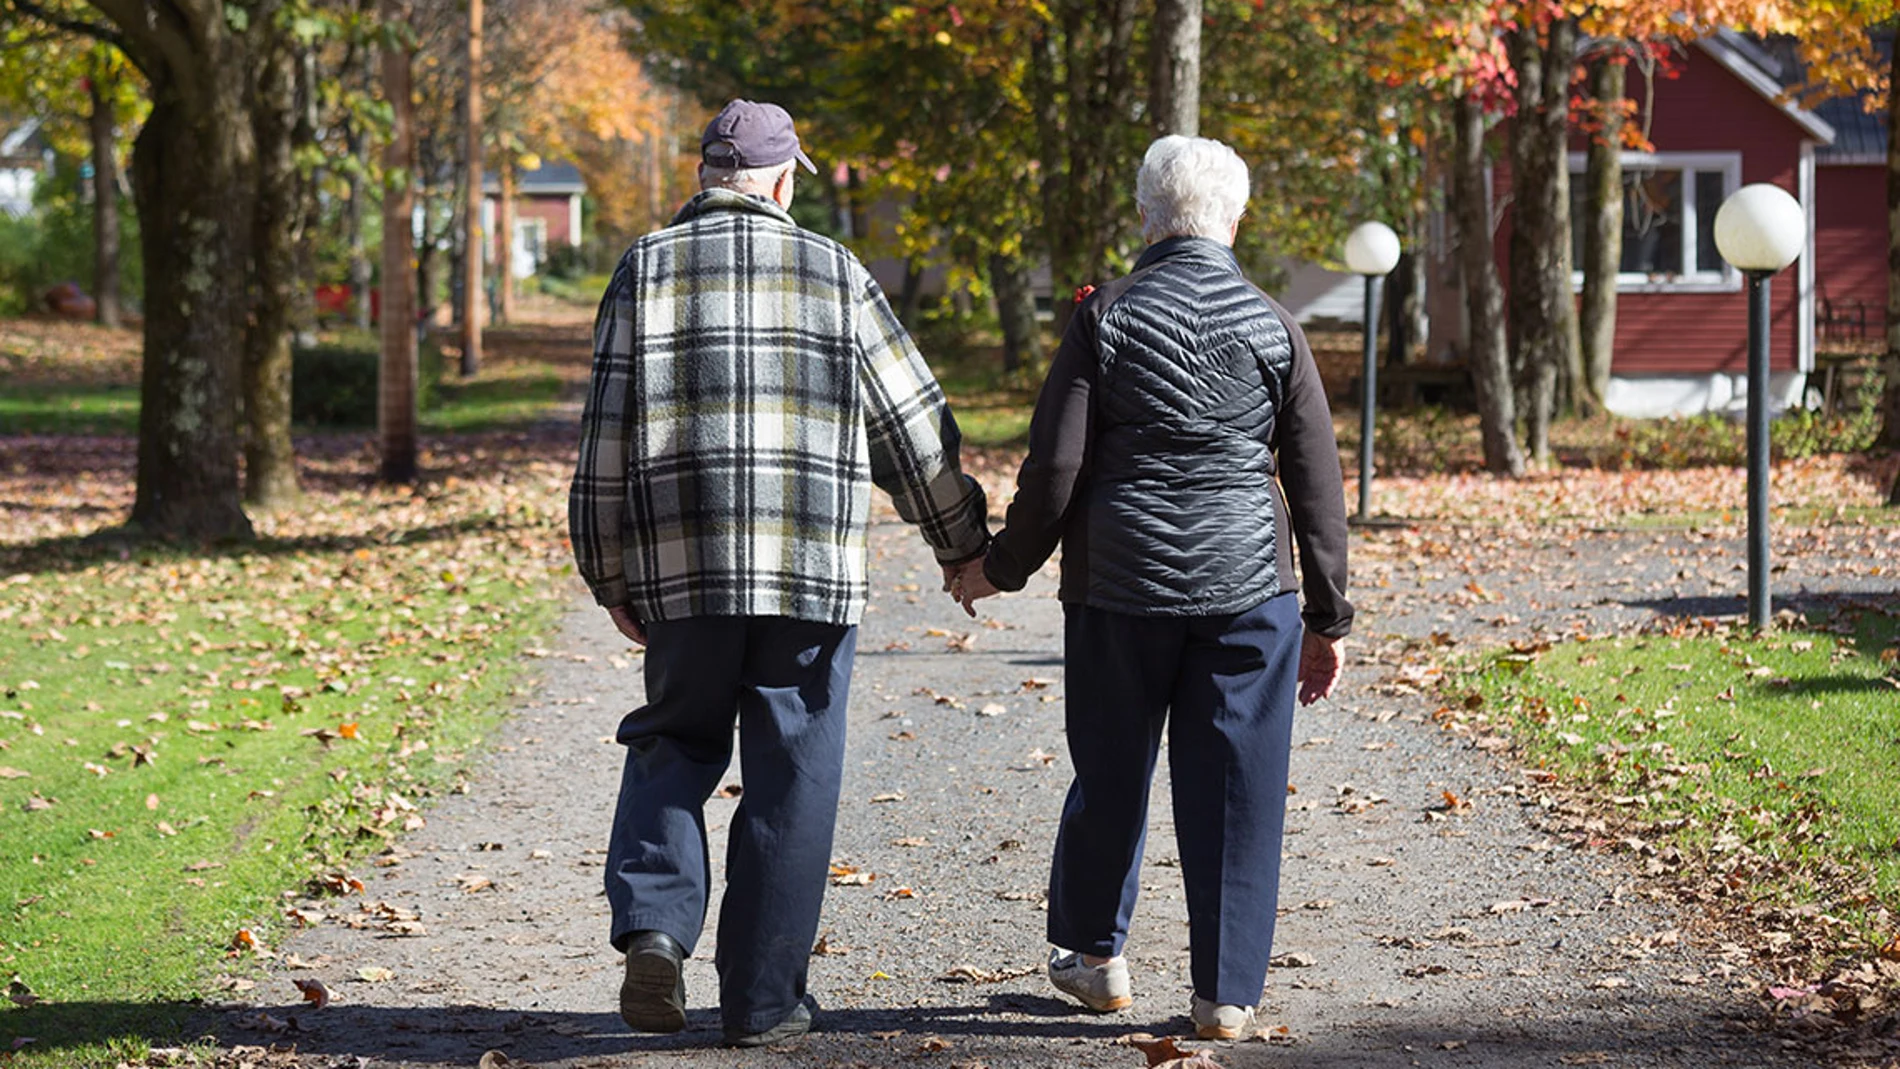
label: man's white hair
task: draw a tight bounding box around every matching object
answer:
[1135,135,1249,244]
[700,159,794,195]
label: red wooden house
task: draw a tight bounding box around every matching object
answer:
[1493,30,1888,417]
[481,159,586,280]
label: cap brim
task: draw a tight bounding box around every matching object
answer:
[794,148,818,175]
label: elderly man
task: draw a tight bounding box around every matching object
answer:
[570,99,989,1047]
[955,134,1351,1040]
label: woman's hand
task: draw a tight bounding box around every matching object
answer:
[1296,633,1340,705]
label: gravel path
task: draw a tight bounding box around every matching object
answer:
[216,513,1897,1068]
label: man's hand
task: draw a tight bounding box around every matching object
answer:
[1296,632,1340,706]
[946,558,999,617]
[606,605,648,646]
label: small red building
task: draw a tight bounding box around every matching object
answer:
[481,159,585,279]
[1500,30,1887,417]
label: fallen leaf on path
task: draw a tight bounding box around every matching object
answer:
[870,791,905,803]
[936,964,1039,983]
[292,978,331,1008]
[917,1036,952,1052]
[477,1052,520,1069]
[1117,1033,1222,1068]
[1269,952,1315,968]
[357,966,395,983]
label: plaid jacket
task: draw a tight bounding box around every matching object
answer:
[569,189,989,626]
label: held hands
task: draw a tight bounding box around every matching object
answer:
[606,604,648,647]
[941,557,1000,617]
[1296,632,1341,706]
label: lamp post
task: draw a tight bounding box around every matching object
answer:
[1343,221,1402,523]
[1712,183,1805,630]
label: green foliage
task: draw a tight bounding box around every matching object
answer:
[290,335,443,428]
[0,161,142,316]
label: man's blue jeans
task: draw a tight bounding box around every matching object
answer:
[606,614,856,1035]
[1047,593,1301,1008]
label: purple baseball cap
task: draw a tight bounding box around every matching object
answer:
[700,99,818,175]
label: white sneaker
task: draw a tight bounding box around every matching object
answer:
[1190,995,1256,1039]
[1047,948,1132,1012]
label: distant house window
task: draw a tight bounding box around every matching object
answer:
[1568,151,1742,292]
[512,217,548,278]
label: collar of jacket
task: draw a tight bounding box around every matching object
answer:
[670,188,797,227]
[1134,235,1240,273]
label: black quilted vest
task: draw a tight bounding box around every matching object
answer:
[1078,237,1294,615]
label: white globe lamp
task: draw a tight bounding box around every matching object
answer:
[1343,220,1401,523]
[1713,182,1806,630]
[1713,183,1804,273]
[1343,221,1402,277]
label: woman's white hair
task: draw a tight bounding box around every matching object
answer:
[1135,135,1249,244]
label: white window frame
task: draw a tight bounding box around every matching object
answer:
[1568,150,1743,294]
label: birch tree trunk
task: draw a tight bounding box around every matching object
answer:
[1453,94,1526,478]
[1579,55,1625,413]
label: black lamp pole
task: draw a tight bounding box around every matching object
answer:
[1745,268,1772,630]
[1356,273,1382,522]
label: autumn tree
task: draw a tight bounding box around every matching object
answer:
[0,12,144,326]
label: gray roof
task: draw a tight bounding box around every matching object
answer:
[1756,30,1891,163]
[483,158,586,195]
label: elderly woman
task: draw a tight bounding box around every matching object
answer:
[955,135,1351,1039]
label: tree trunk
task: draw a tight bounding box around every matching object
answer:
[88,57,121,330]
[461,0,484,376]
[496,156,516,324]
[644,126,664,231]
[990,252,1039,374]
[1580,55,1624,413]
[1877,36,1900,459]
[128,86,256,540]
[1453,94,1526,478]
[1033,0,1139,338]
[380,0,419,485]
[347,122,372,332]
[1148,0,1200,137]
[242,37,303,510]
[1506,17,1581,465]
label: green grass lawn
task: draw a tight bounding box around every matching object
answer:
[0,384,140,435]
[0,493,570,1065]
[1468,606,1900,946]
[421,363,566,432]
